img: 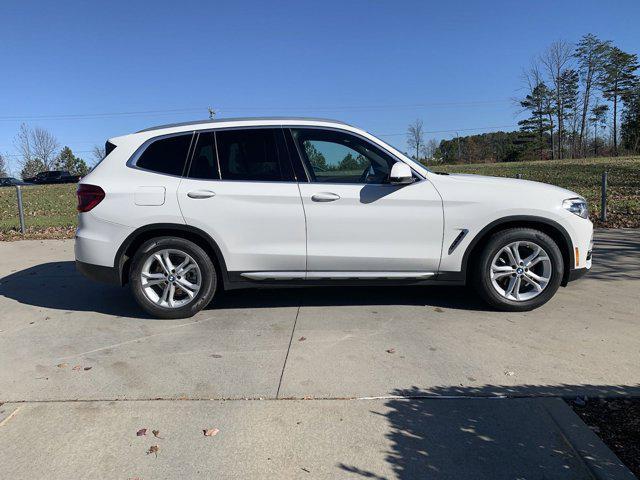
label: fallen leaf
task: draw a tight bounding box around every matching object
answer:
[152,429,164,439]
[137,428,147,436]
[56,363,68,368]
[72,365,82,371]
[147,445,159,457]
[504,370,515,377]
[210,354,222,358]
[434,307,444,313]
[203,428,219,437]
[386,348,395,354]
[84,366,92,371]
[301,467,310,473]
[298,336,307,342]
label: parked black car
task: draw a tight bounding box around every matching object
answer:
[23,170,81,184]
[0,177,32,187]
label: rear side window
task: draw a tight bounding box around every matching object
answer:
[215,128,293,182]
[188,132,219,180]
[136,134,192,176]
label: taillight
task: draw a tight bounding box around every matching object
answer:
[77,184,105,212]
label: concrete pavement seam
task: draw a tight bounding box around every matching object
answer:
[275,304,301,399]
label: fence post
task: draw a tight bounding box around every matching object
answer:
[516,173,522,179]
[600,171,608,223]
[16,185,26,234]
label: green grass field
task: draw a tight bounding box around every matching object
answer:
[1,156,638,239]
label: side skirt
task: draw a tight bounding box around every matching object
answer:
[225,271,466,290]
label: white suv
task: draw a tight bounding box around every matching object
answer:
[75,117,593,318]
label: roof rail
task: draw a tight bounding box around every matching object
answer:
[137,116,349,133]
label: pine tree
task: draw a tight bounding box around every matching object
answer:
[574,34,610,156]
[558,69,580,157]
[589,103,609,156]
[621,88,640,153]
[518,82,553,158]
[598,46,639,155]
[54,146,89,176]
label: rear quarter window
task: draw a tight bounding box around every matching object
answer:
[135,133,193,176]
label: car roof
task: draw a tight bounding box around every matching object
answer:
[136,116,349,133]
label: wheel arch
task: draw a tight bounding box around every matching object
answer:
[461,216,574,286]
[115,223,229,287]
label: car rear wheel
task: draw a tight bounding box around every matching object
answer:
[473,228,564,311]
[130,237,217,319]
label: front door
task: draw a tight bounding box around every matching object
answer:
[178,128,306,275]
[290,128,443,275]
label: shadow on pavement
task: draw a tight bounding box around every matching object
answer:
[0,261,488,317]
[1,228,637,318]
[587,229,640,281]
[338,384,639,480]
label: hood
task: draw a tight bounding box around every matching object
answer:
[445,173,581,199]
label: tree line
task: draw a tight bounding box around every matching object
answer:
[407,34,639,163]
[0,124,106,179]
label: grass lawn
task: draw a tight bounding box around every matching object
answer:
[0,156,638,239]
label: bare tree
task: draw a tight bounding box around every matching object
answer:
[92,144,106,165]
[407,119,426,160]
[31,127,59,169]
[540,40,574,159]
[15,123,32,165]
[14,124,60,176]
[424,138,439,160]
[0,152,8,177]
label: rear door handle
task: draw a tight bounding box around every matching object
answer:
[187,189,216,199]
[311,192,340,202]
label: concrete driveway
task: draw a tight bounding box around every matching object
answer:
[0,229,638,479]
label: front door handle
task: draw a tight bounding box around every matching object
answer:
[187,189,216,199]
[311,192,340,202]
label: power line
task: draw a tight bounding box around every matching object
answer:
[0,99,512,122]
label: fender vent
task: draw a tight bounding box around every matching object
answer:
[448,229,469,255]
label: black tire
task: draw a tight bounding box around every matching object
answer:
[473,228,564,311]
[129,237,217,319]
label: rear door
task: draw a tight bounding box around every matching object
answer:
[177,128,306,275]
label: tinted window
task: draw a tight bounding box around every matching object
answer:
[136,134,192,176]
[291,128,396,184]
[216,128,293,182]
[188,132,219,180]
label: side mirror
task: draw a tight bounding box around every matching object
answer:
[389,162,414,185]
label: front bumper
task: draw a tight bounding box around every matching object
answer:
[567,266,589,282]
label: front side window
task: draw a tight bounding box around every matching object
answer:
[291,128,396,184]
[136,134,192,176]
[215,128,293,182]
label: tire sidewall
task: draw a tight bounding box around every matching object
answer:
[130,237,217,319]
[476,229,564,311]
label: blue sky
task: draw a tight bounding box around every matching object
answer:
[1,0,638,173]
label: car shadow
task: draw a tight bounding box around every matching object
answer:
[2,228,636,318]
[0,261,487,318]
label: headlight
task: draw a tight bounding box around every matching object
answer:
[563,198,589,219]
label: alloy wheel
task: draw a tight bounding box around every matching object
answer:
[489,241,552,302]
[140,249,202,308]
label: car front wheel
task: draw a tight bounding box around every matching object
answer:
[130,237,217,319]
[474,228,564,311]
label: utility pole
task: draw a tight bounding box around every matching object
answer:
[455,132,461,162]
